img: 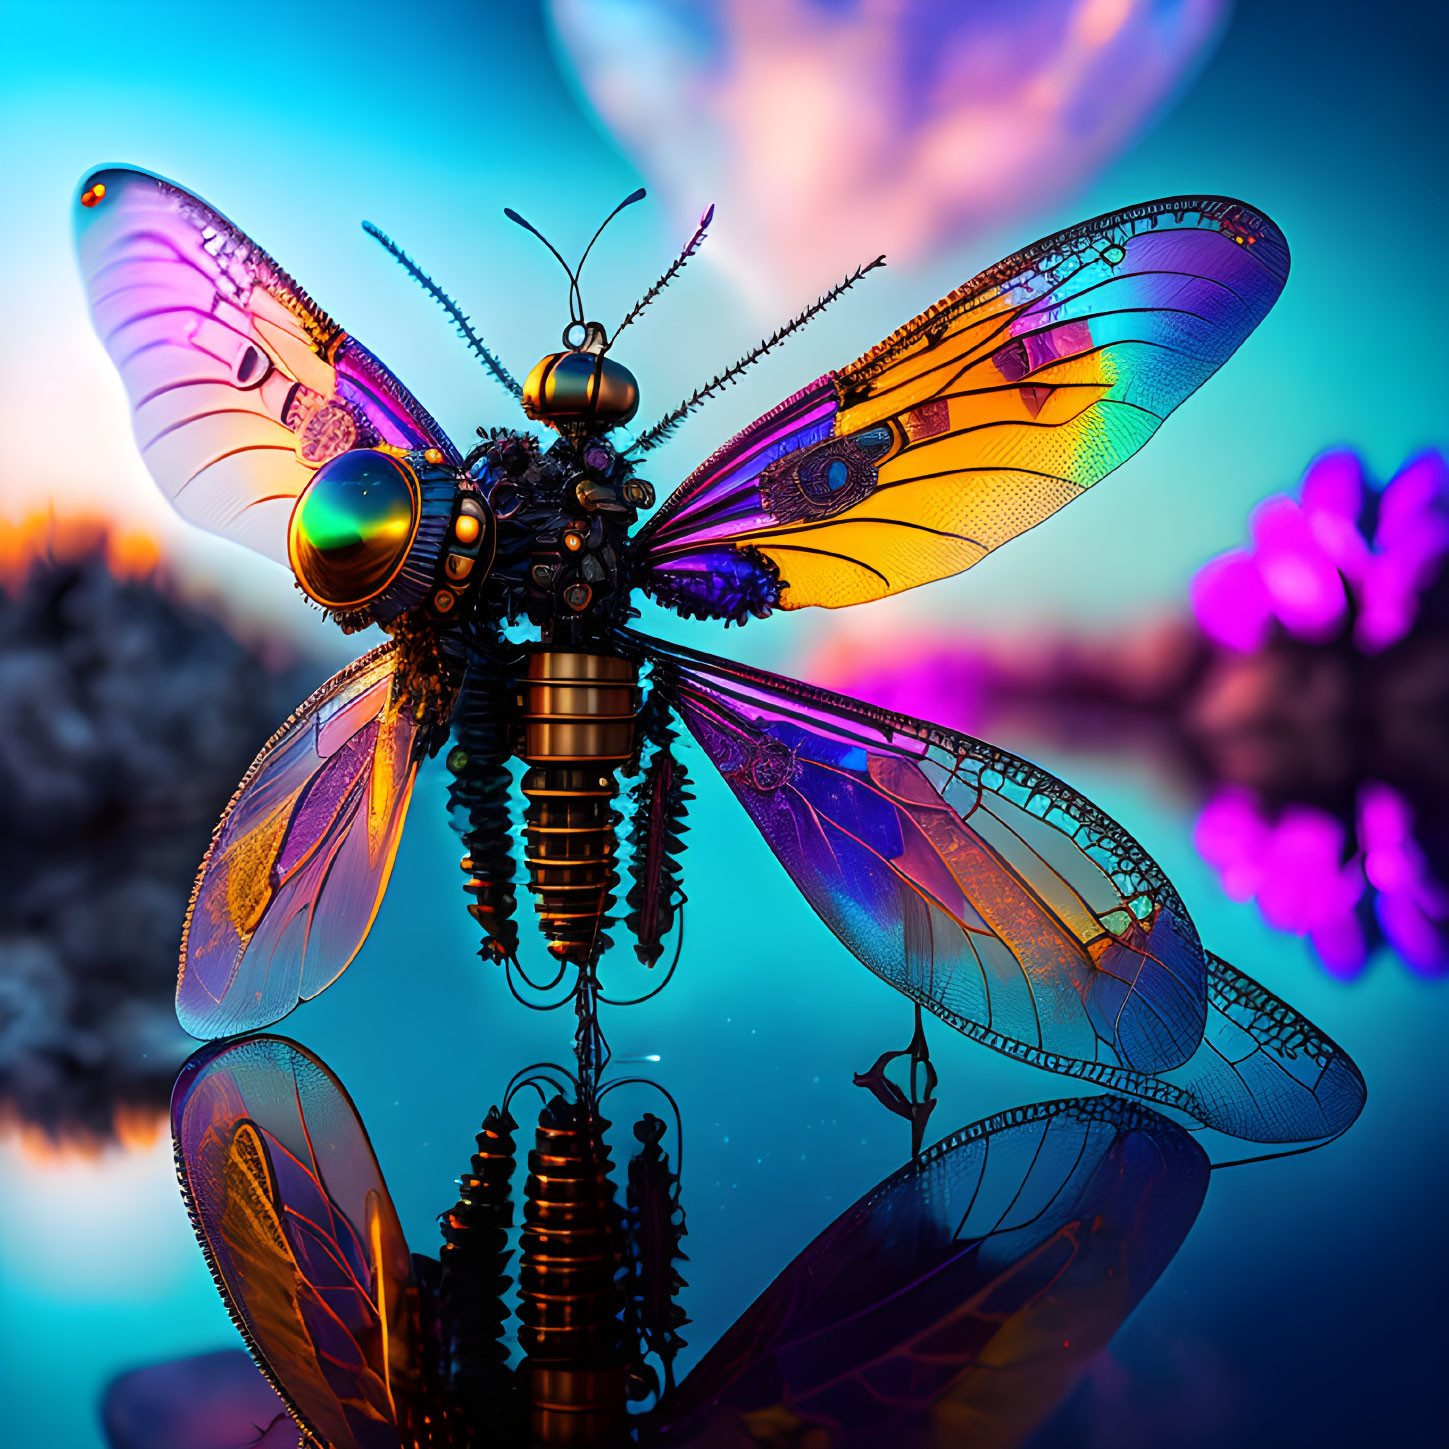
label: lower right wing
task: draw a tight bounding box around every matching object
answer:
[634,631,1364,1143]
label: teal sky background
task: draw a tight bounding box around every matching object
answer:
[1,1,1445,659]
[1,4,1446,1448]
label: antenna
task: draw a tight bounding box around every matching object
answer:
[575,188,647,283]
[505,188,648,341]
[614,203,715,341]
[503,207,583,326]
[629,255,887,454]
[362,222,523,399]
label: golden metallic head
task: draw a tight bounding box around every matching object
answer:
[522,321,639,434]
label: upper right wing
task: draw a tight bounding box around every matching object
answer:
[179,642,429,1039]
[631,197,1287,621]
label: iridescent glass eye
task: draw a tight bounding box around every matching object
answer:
[287,449,421,608]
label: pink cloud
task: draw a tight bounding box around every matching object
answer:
[549,0,1227,307]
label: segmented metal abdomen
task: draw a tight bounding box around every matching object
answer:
[517,650,638,965]
[517,1095,629,1445]
[447,662,520,962]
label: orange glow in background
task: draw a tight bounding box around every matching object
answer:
[0,510,162,591]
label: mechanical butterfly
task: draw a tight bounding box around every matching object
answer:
[75,165,1363,1142]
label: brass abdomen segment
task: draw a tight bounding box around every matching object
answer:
[517,649,638,963]
[518,1097,627,1446]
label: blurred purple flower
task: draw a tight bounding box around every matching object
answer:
[1192,449,1449,654]
[1194,782,1448,979]
[1359,782,1449,975]
[1194,791,1366,977]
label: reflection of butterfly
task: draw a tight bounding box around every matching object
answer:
[76,165,1361,1142]
[169,1035,1209,1449]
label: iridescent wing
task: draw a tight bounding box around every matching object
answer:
[75,166,458,564]
[179,642,426,1039]
[660,1096,1208,1447]
[640,631,1207,1073]
[172,1036,422,1449]
[1184,951,1366,1145]
[632,197,1287,620]
[636,632,1365,1141]
[101,1349,300,1449]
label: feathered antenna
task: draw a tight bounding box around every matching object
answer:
[613,203,715,341]
[505,188,647,339]
[362,222,523,399]
[628,256,886,454]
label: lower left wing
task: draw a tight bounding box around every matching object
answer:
[178,641,438,1039]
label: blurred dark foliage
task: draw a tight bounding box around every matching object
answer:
[0,539,316,1148]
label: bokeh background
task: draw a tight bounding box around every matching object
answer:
[1,2,1445,1446]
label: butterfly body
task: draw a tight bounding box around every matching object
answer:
[471,426,652,635]
[377,421,660,966]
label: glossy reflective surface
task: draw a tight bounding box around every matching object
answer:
[288,451,421,608]
[164,1032,1217,1448]
[1,734,1443,1448]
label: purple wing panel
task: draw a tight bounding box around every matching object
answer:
[1161,951,1366,1144]
[630,376,840,621]
[639,633,1364,1141]
[632,197,1287,618]
[171,1037,420,1449]
[178,643,422,1039]
[641,633,1205,1075]
[75,166,458,565]
[662,1096,1207,1447]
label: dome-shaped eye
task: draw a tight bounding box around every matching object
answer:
[287,449,421,609]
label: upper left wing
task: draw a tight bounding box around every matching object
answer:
[75,165,459,564]
[179,642,430,1039]
[171,1036,422,1449]
[636,632,1365,1142]
[631,196,1287,621]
